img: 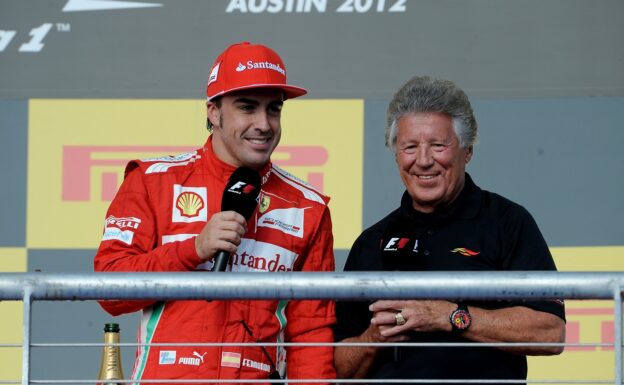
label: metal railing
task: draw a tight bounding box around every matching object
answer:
[0,271,623,384]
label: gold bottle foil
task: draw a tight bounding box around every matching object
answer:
[97,323,125,385]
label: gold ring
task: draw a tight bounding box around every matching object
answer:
[395,312,407,326]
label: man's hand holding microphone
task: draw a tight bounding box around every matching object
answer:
[194,167,261,272]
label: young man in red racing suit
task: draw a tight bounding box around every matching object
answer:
[94,42,336,383]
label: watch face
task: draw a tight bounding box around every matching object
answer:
[451,309,471,330]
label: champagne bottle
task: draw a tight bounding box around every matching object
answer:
[97,323,125,385]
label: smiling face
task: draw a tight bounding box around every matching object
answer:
[208,88,284,170]
[395,112,473,213]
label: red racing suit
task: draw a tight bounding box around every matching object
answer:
[94,136,336,383]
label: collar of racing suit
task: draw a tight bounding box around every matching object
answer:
[200,135,273,187]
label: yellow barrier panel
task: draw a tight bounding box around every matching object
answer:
[0,248,26,382]
[528,246,624,383]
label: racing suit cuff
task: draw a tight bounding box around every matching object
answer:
[175,237,203,270]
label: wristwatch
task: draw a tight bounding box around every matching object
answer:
[449,303,471,333]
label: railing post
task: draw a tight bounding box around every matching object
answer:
[615,286,622,385]
[21,287,32,385]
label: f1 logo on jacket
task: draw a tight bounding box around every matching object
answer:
[383,237,410,251]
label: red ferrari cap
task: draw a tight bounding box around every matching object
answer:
[206,42,307,101]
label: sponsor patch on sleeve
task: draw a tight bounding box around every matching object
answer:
[101,215,141,245]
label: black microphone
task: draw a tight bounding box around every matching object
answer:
[211,167,261,272]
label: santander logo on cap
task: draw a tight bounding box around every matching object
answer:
[235,60,286,75]
[206,41,307,101]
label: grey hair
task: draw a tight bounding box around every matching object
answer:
[385,76,477,151]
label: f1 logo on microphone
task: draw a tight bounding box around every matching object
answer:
[383,237,410,251]
[228,181,257,195]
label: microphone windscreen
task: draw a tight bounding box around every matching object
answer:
[221,167,261,220]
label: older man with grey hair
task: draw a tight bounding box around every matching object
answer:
[333,76,566,383]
